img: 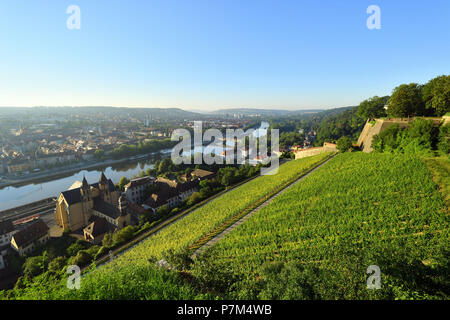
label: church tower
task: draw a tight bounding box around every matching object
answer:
[99,172,110,202]
[80,175,92,226]
[118,194,129,228]
[119,194,127,216]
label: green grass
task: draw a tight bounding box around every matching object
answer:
[422,156,450,206]
[4,153,331,300]
[193,152,449,299]
[3,264,209,300]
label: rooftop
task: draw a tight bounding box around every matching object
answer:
[12,219,49,248]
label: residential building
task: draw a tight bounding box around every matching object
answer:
[0,220,16,247]
[180,169,215,182]
[143,178,199,212]
[10,220,50,256]
[124,176,154,205]
[7,161,31,173]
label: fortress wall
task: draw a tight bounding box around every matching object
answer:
[294,147,324,160]
[357,116,446,153]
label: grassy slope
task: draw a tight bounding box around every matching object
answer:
[5,153,331,299]
[194,152,449,299]
[422,156,449,206]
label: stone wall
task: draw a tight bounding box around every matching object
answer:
[294,142,337,160]
[357,116,446,153]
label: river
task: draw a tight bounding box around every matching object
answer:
[0,122,269,212]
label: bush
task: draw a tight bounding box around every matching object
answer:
[66,240,86,256]
[47,257,67,274]
[72,250,93,267]
[187,192,202,206]
[23,256,47,277]
[373,119,439,156]
[161,247,193,271]
[94,246,109,260]
[336,136,353,153]
[102,232,114,248]
[113,226,137,246]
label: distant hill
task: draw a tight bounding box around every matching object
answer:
[212,108,325,117]
[0,106,204,120]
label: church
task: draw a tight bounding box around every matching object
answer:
[55,173,131,233]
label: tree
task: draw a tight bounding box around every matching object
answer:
[336,136,353,153]
[102,232,114,248]
[72,250,93,267]
[422,75,450,116]
[386,83,425,117]
[158,158,173,174]
[94,149,105,160]
[66,240,86,256]
[117,176,130,192]
[357,96,389,120]
[112,226,136,246]
[405,118,438,150]
[48,256,67,274]
[23,256,46,277]
[156,205,170,217]
[187,192,202,206]
[279,132,305,148]
[218,167,237,187]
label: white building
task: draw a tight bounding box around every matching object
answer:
[124,176,155,205]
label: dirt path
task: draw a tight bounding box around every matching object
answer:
[192,155,335,259]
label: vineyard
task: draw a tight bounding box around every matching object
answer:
[191,153,449,299]
[6,152,448,300]
[29,152,331,299]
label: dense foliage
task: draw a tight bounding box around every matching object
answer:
[192,153,449,299]
[110,138,176,159]
[371,119,447,156]
[357,96,389,120]
[422,75,450,117]
[314,107,365,146]
[386,83,426,117]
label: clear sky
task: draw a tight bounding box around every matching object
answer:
[0,0,449,110]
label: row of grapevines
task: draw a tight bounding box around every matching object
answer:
[64,153,332,294]
[196,153,449,299]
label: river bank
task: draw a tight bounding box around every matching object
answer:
[0,149,171,190]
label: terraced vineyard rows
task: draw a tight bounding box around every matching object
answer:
[64,153,333,288]
[194,153,449,299]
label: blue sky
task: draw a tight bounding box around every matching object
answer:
[0,0,449,110]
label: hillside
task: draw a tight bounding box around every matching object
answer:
[213,108,325,117]
[191,153,449,299]
[3,154,331,299]
[2,152,448,300]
